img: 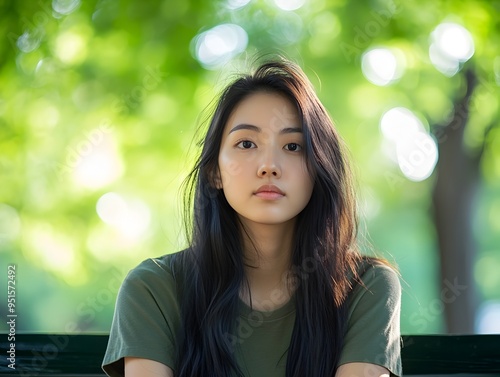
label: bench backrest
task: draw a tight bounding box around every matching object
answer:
[1,334,499,375]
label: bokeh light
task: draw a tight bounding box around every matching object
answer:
[396,131,439,182]
[380,107,425,142]
[270,11,303,45]
[16,31,42,53]
[96,192,151,242]
[429,22,475,76]
[273,0,306,11]
[0,204,21,245]
[476,301,500,334]
[24,223,83,284]
[225,0,251,10]
[55,30,88,65]
[380,107,438,182]
[72,135,124,189]
[52,0,81,15]
[192,24,248,69]
[362,48,405,86]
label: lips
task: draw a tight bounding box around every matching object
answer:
[254,185,285,199]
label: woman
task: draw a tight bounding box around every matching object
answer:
[102,59,402,377]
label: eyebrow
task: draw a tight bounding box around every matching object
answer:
[229,124,302,134]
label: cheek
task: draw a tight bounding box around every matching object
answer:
[219,153,244,187]
[305,180,314,201]
[299,164,314,200]
[298,174,314,196]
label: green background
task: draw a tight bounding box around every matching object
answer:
[0,0,499,334]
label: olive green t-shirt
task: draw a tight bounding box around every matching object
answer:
[102,252,402,376]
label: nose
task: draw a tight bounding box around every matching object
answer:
[257,150,281,178]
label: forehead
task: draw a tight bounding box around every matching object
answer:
[225,92,300,131]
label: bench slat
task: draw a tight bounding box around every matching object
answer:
[1,334,499,375]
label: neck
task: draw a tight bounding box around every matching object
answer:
[239,219,296,311]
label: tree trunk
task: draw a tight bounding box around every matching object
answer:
[432,68,479,333]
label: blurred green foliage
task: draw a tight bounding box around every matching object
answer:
[0,0,499,334]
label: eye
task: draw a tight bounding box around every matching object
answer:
[284,143,302,152]
[236,140,256,149]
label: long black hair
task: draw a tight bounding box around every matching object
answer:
[175,58,362,377]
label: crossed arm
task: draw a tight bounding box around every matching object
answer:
[124,358,390,377]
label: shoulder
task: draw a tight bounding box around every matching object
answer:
[119,250,187,299]
[103,251,187,375]
[357,259,400,291]
[347,258,401,311]
[111,250,188,336]
[126,250,186,280]
[340,258,402,376]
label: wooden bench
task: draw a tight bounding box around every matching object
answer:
[1,334,499,376]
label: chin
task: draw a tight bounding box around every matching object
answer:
[243,216,297,226]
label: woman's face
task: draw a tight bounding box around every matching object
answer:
[217,91,314,227]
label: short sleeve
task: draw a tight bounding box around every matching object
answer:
[338,263,402,376]
[102,258,180,377]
